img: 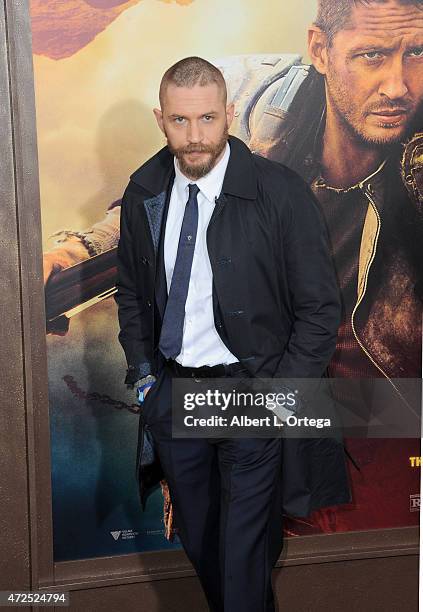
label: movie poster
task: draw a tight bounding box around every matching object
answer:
[30,0,421,561]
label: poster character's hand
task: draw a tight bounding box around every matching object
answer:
[43,250,70,284]
[44,249,74,336]
[43,236,92,285]
[44,237,93,336]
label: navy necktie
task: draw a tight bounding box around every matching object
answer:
[159,183,200,360]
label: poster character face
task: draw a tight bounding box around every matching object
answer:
[310,0,423,147]
[153,82,234,179]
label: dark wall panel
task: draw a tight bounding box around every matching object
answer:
[0,0,30,591]
[47,555,419,612]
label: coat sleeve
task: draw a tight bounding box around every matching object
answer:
[114,185,153,385]
[273,170,341,378]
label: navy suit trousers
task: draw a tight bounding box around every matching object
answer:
[141,364,284,612]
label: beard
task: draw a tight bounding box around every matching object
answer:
[167,125,229,180]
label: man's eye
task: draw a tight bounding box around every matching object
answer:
[408,47,423,58]
[174,117,185,124]
[203,115,213,122]
[361,51,384,60]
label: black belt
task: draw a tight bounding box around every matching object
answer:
[166,359,248,378]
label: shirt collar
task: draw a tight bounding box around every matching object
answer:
[173,141,230,203]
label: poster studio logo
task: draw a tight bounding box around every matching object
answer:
[110,529,139,540]
[409,494,420,512]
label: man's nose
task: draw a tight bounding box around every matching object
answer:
[378,58,409,101]
[187,121,202,143]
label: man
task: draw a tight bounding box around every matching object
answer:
[114,56,349,611]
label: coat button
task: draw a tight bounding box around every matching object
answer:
[141,256,149,265]
[146,299,152,308]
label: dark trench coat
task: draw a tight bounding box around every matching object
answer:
[115,135,351,517]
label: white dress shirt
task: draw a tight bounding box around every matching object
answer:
[164,142,239,367]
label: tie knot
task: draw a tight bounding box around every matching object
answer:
[188,183,200,200]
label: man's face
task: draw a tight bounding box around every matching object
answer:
[154,82,234,179]
[315,1,423,146]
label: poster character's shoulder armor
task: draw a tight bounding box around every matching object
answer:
[402,132,423,213]
[213,54,307,144]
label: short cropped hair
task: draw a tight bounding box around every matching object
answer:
[315,0,423,45]
[159,56,227,107]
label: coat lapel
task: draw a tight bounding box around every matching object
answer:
[142,189,170,321]
[143,191,167,255]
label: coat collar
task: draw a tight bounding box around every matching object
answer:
[130,134,257,200]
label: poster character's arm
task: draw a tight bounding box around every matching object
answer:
[43,203,121,284]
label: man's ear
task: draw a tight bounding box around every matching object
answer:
[308,25,329,75]
[226,101,235,129]
[153,107,165,134]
